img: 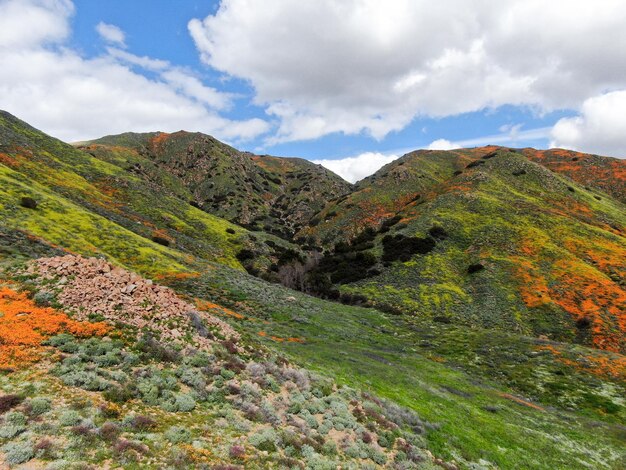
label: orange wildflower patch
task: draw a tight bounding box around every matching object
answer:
[156,271,201,282]
[0,286,109,369]
[0,152,21,167]
[149,132,171,147]
[536,344,626,382]
[499,393,545,412]
[513,257,551,308]
[195,299,245,320]
[256,330,305,343]
[513,254,626,352]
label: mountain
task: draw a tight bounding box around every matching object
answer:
[0,111,625,469]
[81,131,352,239]
[299,146,626,353]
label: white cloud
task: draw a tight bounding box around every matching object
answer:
[0,0,73,48]
[313,152,399,183]
[189,0,626,144]
[96,22,126,47]
[427,139,458,150]
[0,0,269,142]
[551,91,626,157]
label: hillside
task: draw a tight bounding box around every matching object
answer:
[0,110,301,278]
[299,146,626,353]
[0,112,625,469]
[82,132,352,239]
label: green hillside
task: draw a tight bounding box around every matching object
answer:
[0,112,624,469]
[300,147,626,354]
[83,131,352,239]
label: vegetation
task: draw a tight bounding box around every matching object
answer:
[0,111,624,468]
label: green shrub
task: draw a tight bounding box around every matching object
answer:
[0,425,26,439]
[174,393,196,412]
[45,334,79,353]
[28,397,52,416]
[5,411,27,426]
[2,441,34,465]
[165,426,191,444]
[249,427,279,452]
[58,409,82,426]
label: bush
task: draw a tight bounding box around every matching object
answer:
[28,397,52,416]
[165,426,192,444]
[382,234,436,262]
[0,395,23,414]
[5,411,27,426]
[0,425,26,439]
[249,428,279,452]
[58,409,82,426]
[34,438,54,458]
[130,415,157,431]
[467,263,485,274]
[229,444,246,459]
[174,393,196,412]
[33,291,55,307]
[151,235,171,246]
[103,383,137,403]
[99,422,121,441]
[46,334,79,353]
[19,196,38,209]
[2,441,34,465]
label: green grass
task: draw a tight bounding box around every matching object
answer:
[169,266,626,469]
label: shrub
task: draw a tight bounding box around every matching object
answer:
[130,415,156,431]
[467,263,485,274]
[34,438,54,458]
[99,422,121,441]
[46,333,79,353]
[165,426,192,444]
[19,196,38,209]
[103,383,137,403]
[5,411,27,426]
[28,397,52,416]
[249,428,278,452]
[151,235,171,246]
[112,439,148,460]
[2,441,34,465]
[0,425,26,439]
[382,234,436,262]
[174,393,196,412]
[229,444,246,459]
[58,409,82,426]
[428,225,448,240]
[0,395,23,414]
[33,291,55,307]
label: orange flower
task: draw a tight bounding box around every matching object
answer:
[0,286,109,369]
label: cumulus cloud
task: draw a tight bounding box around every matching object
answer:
[96,22,126,47]
[189,0,626,145]
[427,139,458,150]
[551,91,626,157]
[0,0,269,142]
[313,152,399,183]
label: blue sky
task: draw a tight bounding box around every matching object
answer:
[0,0,624,181]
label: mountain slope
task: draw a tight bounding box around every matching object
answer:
[0,111,298,277]
[301,147,626,353]
[0,112,625,468]
[82,132,352,238]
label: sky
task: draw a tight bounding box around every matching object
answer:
[0,0,625,182]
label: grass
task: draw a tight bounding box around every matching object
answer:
[170,265,626,469]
